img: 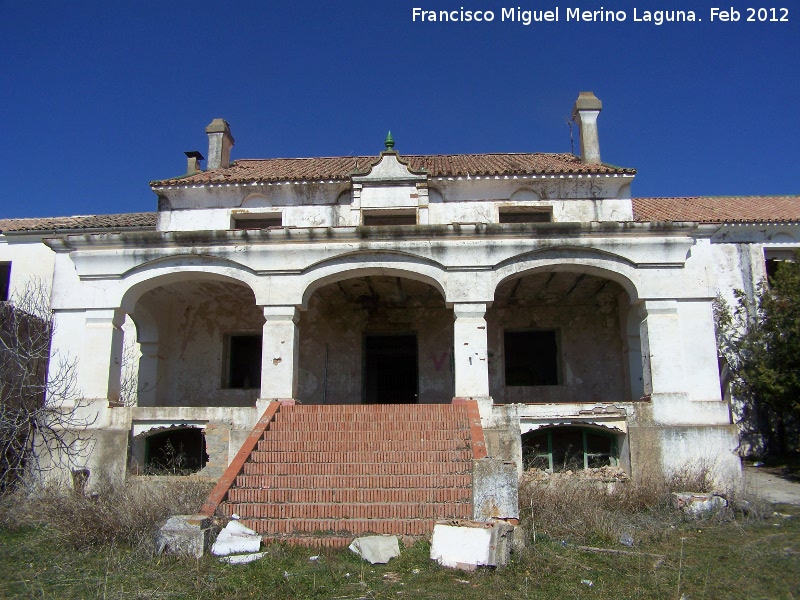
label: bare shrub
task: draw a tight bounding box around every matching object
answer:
[518,466,745,546]
[0,477,214,551]
[0,279,94,495]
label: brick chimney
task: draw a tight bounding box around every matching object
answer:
[571,92,603,165]
[205,119,235,169]
[184,150,204,175]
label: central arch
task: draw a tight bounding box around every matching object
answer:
[297,272,453,405]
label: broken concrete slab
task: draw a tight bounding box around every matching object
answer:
[156,514,213,558]
[672,492,728,518]
[348,535,400,564]
[211,520,262,556]
[430,520,514,570]
[219,551,267,565]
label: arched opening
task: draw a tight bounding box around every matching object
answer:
[522,426,621,472]
[488,270,637,403]
[128,277,263,407]
[297,274,452,404]
[130,426,209,475]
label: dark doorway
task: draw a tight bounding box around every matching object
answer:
[363,334,418,404]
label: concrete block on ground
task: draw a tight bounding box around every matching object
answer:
[156,514,213,558]
[430,520,514,569]
[672,492,728,518]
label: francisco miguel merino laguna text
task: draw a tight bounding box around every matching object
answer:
[411,7,703,26]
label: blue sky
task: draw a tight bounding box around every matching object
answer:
[1,1,797,218]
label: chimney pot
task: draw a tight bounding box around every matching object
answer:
[184,150,204,175]
[205,118,235,169]
[571,92,603,165]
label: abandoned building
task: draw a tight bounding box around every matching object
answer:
[1,92,798,542]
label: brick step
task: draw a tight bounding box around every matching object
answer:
[240,461,471,477]
[261,534,356,548]
[225,501,472,520]
[259,429,469,442]
[247,449,472,463]
[255,439,468,452]
[235,473,472,489]
[267,420,468,431]
[237,516,456,536]
[280,404,462,413]
[225,486,471,504]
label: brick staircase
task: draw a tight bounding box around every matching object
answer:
[201,401,486,547]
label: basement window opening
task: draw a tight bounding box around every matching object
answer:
[0,262,10,301]
[143,427,208,475]
[499,208,552,224]
[504,330,559,386]
[232,213,282,229]
[225,334,262,389]
[522,427,619,472]
[362,210,417,226]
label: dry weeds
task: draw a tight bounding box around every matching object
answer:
[0,476,213,551]
[518,467,769,545]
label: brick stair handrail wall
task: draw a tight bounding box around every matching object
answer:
[199,401,281,517]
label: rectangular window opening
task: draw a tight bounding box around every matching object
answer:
[0,263,10,302]
[362,210,417,226]
[504,330,559,386]
[225,334,262,389]
[232,213,282,229]
[499,208,552,224]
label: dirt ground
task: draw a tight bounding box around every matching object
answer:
[743,464,800,505]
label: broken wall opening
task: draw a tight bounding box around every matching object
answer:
[298,274,452,404]
[131,426,209,475]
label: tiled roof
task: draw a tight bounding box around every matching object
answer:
[0,212,157,233]
[633,196,800,223]
[151,153,637,186]
[3,197,797,235]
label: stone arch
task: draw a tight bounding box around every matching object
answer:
[241,193,272,208]
[493,246,641,303]
[300,251,448,308]
[119,256,260,313]
[509,187,542,202]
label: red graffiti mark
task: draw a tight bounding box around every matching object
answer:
[430,351,449,372]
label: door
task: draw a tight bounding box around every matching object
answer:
[363,334,418,404]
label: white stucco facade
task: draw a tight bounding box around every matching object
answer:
[4,96,797,489]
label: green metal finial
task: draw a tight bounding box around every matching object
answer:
[384,131,395,151]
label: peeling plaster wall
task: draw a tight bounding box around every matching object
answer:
[134,281,264,407]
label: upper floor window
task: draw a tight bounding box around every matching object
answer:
[362,209,417,226]
[232,213,282,229]
[499,208,552,224]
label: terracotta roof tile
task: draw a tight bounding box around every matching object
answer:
[0,212,157,233]
[632,196,800,223]
[151,153,636,186]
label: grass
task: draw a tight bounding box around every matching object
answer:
[0,477,799,599]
